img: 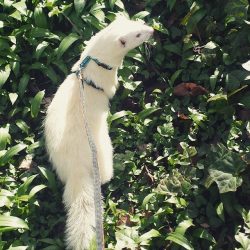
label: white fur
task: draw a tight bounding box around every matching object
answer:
[44,16,153,250]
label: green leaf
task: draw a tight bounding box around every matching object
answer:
[109,0,116,9]
[30,90,45,118]
[207,94,227,102]
[56,33,79,59]
[42,66,58,83]
[170,69,183,86]
[30,28,60,40]
[34,7,48,28]
[74,0,86,15]
[0,127,11,150]
[216,202,225,221]
[206,144,246,193]
[157,123,174,137]
[152,19,169,34]
[9,11,22,21]
[175,219,194,235]
[242,60,250,71]
[18,73,30,97]
[89,3,105,21]
[142,193,155,208]
[225,0,249,24]
[0,215,29,231]
[186,8,207,34]
[109,110,132,124]
[0,144,26,166]
[138,107,160,120]
[8,93,18,105]
[115,227,138,249]
[28,184,46,198]
[15,120,29,134]
[210,68,219,91]
[208,169,242,193]
[38,166,57,192]
[235,232,250,249]
[167,0,176,11]
[167,232,194,250]
[17,175,38,196]
[0,64,11,89]
[13,0,27,16]
[193,228,216,243]
[139,229,160,242]
[204,41,217,49]
[35,41,49,60]
[132,11,150,20]
[8,246,28,250]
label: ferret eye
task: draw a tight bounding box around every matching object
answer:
[119,38,126,47]
[136,33,141,38]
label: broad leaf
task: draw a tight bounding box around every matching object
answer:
[30,90,45,118]
[206,144,246,193]
[56,33,79,58]
[0,144,26,166]
[0,215,29,231]
[167,232,194,250]
[0,64,11,89]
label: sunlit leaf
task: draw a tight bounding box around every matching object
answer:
[0,144,26,166]
[0,215,29,231]
[56,33,79,58]
[0,64,11,89]
[30,90,45,118]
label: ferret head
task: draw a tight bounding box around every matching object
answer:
[86,16,154,66]
[110,16,154,52]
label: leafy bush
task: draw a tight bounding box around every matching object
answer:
[0,0,250,249]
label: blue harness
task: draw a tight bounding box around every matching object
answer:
[74,55,113,92]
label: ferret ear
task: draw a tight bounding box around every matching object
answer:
[119,37,126,47]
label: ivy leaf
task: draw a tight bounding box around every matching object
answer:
[205,144,246,193]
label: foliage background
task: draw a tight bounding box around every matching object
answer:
[0,0,250,249]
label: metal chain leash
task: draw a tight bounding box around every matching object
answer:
[78,72,104,250]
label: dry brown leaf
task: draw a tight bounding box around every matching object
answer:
[173,82,208,97]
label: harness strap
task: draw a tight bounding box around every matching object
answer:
[73,55,113,92]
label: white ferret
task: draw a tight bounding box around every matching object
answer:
[44,16,153,250]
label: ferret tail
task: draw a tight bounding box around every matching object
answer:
[63,178,98,250]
